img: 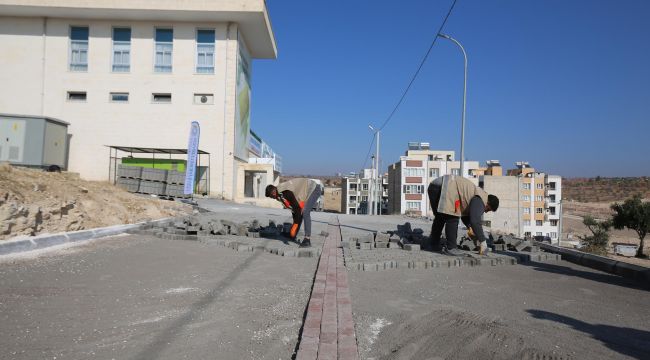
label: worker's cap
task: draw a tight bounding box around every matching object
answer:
[265,184,277,198]
[488,194,499,211]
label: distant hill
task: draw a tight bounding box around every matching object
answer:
[563,177,650,203]
[280,175,342,187]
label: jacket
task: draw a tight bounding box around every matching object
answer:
[434,175,489,217]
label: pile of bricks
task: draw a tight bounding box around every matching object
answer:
[128,215,321,257]
[346,222,425,252]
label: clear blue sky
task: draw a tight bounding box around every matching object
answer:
[250,0,650,178]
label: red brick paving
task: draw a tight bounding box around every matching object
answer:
[296,217,359,360]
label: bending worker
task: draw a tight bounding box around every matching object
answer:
[265,178,321,248]
[427,175,499,256]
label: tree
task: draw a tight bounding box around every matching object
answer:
[611,195,650,258]
[579,216,611,256]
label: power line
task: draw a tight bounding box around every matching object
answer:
[359,0,458,172]
[378,0,458,131]
[361,134,376,171]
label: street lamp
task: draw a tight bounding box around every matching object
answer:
[369,125,380,215]
[438,33,467,177]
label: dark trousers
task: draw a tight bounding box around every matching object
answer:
[428,182,460,250]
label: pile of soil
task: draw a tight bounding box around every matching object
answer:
[0,163,191,240]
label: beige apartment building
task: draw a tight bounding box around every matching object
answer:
[481,161,562,243]
[0,0,278,201]
[387,142,480,216]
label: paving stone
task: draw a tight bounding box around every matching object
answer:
[404,244,420,251]
[358,243,372,250]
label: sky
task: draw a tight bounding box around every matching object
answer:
[250,0,650,178]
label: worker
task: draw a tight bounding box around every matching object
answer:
[427,175,499,256]
[265,178,321,248]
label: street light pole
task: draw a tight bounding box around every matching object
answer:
[369,125,380,215]
[438,33,467,177]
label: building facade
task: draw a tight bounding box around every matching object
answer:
[387,142,480,216]
[481,162,563,243]
[341,169,388,215]
[0,0,277,200]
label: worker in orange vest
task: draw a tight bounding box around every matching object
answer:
[265,178,321,247]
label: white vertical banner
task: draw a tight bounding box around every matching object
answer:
[184,121,200,195]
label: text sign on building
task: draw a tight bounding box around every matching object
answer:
[184,121,200,195]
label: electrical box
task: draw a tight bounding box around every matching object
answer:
[0,114,69,169]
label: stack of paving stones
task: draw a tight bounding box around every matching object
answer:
[128,214,320,258]
[340,222,561,272]
[115,164,191,199]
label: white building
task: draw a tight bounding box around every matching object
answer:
[387,142,480,216]
[0,0,277,200]
[341,170,388,215]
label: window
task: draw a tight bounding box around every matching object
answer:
[536,232,543,236]
[152,93,172,103]
[406,202,421,210]
[550,232,557,238]
[362,183,368,191]
[112,27,131,72]
[548,182,556,190]
[69,26,88,71]
[428,155,433,161]
[193,93,214,105]
[154,28,173,73]
[536,220,543,226]
[429,168,439,178]
[349,184,357,191]
[349,196,357,202]
[196,29,215,73]
[361,196,368,202]
[523,195,530,201]
[403,185,424,194]
[524,232,531,237]
[536,208,543,214]
[523,208,530,214]
[403,168,424,177]
[67,91,86,101]
[549,206,556,215]
[523,183,531,190]
[451,168,460,176]
[535,195,543,202]
[110,92,129,102]
[549,195,556,202]
[550,220,558,226]
[536,183,543,189]
[523,220,531,226]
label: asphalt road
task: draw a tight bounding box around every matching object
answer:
[1,200,649,360]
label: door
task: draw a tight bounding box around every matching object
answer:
[0,119,26,163]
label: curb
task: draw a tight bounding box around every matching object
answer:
[0,217,177,256]
[537,242,650,287]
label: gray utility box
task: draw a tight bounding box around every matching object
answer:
[0,114,69,169]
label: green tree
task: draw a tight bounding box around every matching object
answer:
[611,195,650,258]
[579,216,611,256]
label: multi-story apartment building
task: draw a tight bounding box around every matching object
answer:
[341,169,388,215]
[387,142,480,216]
[0,0,277,201]
[481,161,562,243]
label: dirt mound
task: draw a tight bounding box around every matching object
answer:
[0,164,191,240]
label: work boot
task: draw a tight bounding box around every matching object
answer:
[299,238,311,248]
[443,247,465,256]
[478,241,489,256]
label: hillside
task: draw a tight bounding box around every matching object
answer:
[562,177,650,203]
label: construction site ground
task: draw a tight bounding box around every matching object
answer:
[0,200,648,359]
